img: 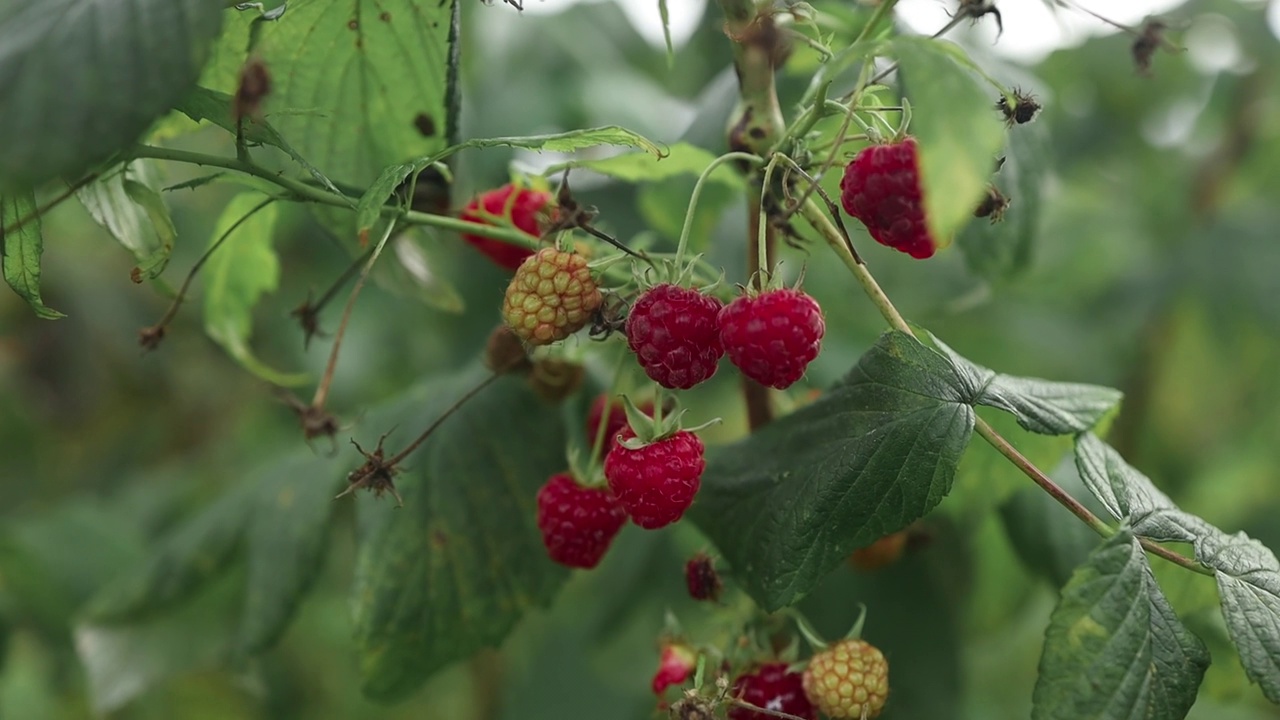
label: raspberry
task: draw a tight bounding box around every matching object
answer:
[719,288,825,390]
[849,531,908,572]
[604,428,705,529]
[535,473,627,569]
[626,284,724,390]
[586,395,654,451]
[502,248,602,345]
[802,639,889,719]
[460,184,550,270]
[729,664,816,720]
[839,137,938,259]
[652,642,698,695]
[684,552,722,602]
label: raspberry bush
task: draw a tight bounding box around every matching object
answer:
[4,1,1280,719]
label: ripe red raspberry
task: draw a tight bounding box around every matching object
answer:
[460,184,550,270]
[535,473,627,569]
[802,639,890,719]
[502,248,602,345]
[729,663,816,720]
[652,643,698,695]
[839,137,938,259]
[719,288,825,390]
[626,284,724,390]
[586,395,654,451]
[684,552,722,602]
[604,428,705,529]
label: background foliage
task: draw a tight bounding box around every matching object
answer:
[4,0,1280,718]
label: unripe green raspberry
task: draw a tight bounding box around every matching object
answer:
[801,638,889,719]
[502,248,602,345]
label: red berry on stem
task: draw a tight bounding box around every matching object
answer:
[626,284,724,390]
[535,473,627,569]
[684,552,723,602]
[719,288,825,390]
[652,643,699,695]
[839,137,938,260]
[460,184,550,270]
[605,428,705,529]
[729,663,816,720]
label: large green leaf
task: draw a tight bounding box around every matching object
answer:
[238,452,345,655]
[1032,530,1209,719]
[222,0,461,188]
[0,0,223,191]
[351,366,570,702]
[201,193,308,387]
[689,331,976,610]
[1,192,63,318]
[891,37,1006,248]
[557,142,736,185]
[1074,432,1179,523]
[76,163,176,282]
[84,485,256,622]
[1199,530,1280,703]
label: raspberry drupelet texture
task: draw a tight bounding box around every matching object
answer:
[535,473,627,569]
[626,284,724,390]
[604,428,705,529]
[719,288,825,390]
[502,248,602,345]
[729,663,816,720]
[802,638,890,719]
[684,552,722,602]
[839,137,938,259]
[460,184,550,270]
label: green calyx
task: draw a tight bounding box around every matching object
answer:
[616,392,720,449]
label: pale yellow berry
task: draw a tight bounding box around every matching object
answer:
[801,638,890,719]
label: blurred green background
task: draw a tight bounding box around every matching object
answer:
[3,0,1280,717]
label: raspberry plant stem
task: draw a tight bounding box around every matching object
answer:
[797,197,1215,578]
[129,144,539,249]
[311,217,397,411]
[674,151,762,269]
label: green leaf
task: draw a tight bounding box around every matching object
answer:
[0,0,223,191]
[356,164,415,243]
[75,574,242,715]
[1198,530,1280,703]
[238,451,345,655]
[891,36,1006,247]
[121,180,178,280]
[1074,432,1178,523]
[352,367,570,701]
[557,142,740,186]
[84,485,256,622]
[1032,530,1209,720]
[958,119,1051,281]
[931,333,1123,435]
[0,192,63,319]
[217,0,461,188]
[202,193,308,387]
[76,164,176,281]
[689,330,975,610]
